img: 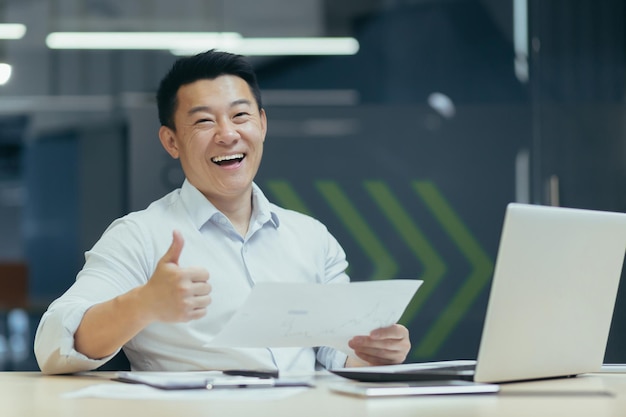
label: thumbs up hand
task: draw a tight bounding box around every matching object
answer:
[141,230,212,323]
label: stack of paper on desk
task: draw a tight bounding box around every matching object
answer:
[113,371,312,390]
[329,380,500,397]
[205,279,422,354]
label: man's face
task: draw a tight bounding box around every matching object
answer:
[159,75,267,203]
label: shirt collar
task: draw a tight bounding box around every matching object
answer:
[180,179,280,230]
[251,182,280,228]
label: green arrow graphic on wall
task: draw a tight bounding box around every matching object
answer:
[411,180,494,358]
[264,179,493,358]
[265,180,313,216]
[316,180,399,281]
[363,180,446,321]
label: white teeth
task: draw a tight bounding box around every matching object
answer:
[212,153,244,163]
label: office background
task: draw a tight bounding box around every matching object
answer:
[0,0,624,371]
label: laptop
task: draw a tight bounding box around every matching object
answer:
[332,203,626,384]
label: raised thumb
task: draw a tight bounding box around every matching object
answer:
[162,230,184,265]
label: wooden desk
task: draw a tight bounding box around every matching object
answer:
[3,371,626,417]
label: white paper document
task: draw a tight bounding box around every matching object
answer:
[62,383,308,401]
[205,279,422,355]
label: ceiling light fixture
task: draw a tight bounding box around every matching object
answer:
[171,37,359,56]
[0,64,13,85]
[46,32,241,50]
[0,24,26,39]
[427,92,456,119]
[45,32,359,56]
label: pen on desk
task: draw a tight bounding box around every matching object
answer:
[206,378,276,389]
[206,379,312,389]
[223,369,279,379]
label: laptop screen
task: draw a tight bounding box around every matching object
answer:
[474,203,626,383]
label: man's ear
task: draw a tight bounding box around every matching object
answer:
[158,126,180,159]
[260,108,267,143]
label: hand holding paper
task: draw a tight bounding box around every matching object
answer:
[205,279,422,356]
[347,323,412,366]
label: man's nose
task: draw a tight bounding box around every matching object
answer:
[215,120,239,143]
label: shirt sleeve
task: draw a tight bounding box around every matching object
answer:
[314,221,352,368]
[316,346,348,369]
[34,218,152,375]
[320,224,350,285]
[34,297,120,374]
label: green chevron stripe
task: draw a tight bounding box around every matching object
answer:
[316,180,398,280]
[364,180,446,323]
[265,180,313,216]
[412,181,494,358]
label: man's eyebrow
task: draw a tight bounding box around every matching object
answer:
[187,105,211,116]
[231,98,253,107]
[186,99,253,117]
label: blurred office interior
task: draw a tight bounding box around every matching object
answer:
[0,0,624,371]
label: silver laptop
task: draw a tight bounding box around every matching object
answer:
[332,203,626,384]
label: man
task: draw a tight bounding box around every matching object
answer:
[34,50,410,374]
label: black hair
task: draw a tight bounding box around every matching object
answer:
[156,49,262,130]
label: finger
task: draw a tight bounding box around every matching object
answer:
[187,295,212,320]
[162,230,184,265]
[351,341,409,365]
[193,294,212,308]
[370,324,409,340]
[191,281,212,297]
[185,267,210,282]
[353,350,404,366]
[187,306,209,321]
[349,336,407,353]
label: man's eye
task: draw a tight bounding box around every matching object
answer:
[196,118,214,124]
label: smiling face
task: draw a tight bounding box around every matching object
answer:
[158,75,267,207]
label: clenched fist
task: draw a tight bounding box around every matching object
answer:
[141,230,212,322]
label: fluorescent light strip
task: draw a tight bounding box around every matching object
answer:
[513,0,528,57]
[0,24,26,39]
[46,32,241,50]
[172,37,360,56]
[45,32,359,56]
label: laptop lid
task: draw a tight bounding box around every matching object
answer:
[330,203,626,384]
[474,203,626,383]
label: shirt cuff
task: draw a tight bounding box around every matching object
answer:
[316,346,348,370]
[35,300,119,374]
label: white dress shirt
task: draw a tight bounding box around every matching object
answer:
[34,180,349,375]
